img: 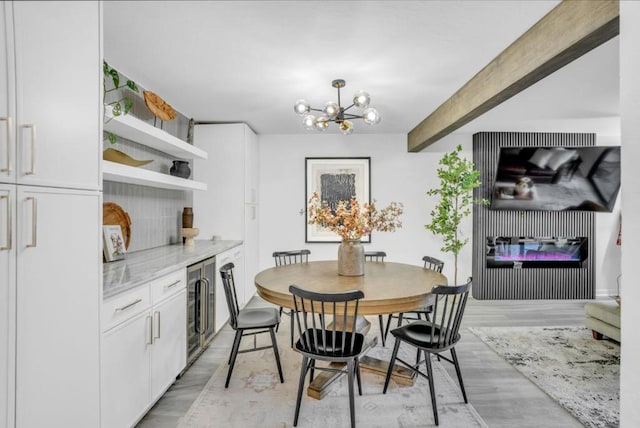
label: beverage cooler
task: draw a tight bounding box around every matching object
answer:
[186,256,216,366]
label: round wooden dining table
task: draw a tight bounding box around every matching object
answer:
[254,260,448,316]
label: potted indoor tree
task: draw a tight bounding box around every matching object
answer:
[425,144,488,285]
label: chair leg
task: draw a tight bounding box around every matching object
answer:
[383,314,393,344]
[347,360,356,428]
[309,359,316,383]
[383,338,401,394]
[269,327,284,383]
[228,328,242,365]
[424,351,439,426]
[450,347,468,403]
[355,358,362,396]
[378,315,386,346]
[290,311,294,348]
[293,356,309,427]
[416,347,421,365]
[225,330,243,388]
[397,312,404,328]
[277,307,283,332]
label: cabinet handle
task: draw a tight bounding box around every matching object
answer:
[22,124,36,175]
[0,195,11,251]
[25,197,37,248]
[146,315,153,345]
[154,310,161,340]
[166,279,181,289]
[23,123,36,175]
[114,298,142,312]
[0,116,11,173]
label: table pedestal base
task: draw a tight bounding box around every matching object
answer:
[306,316,415,400]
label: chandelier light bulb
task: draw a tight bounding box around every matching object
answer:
[323,101,340,118]
[362,107,381,125]
[353,91,370,108]
[302,114,316,130]
[313,116,329,131]
[340,120,354,135]
[294,99,310,115]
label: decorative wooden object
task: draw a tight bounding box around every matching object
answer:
[408,0,619,152]
[103,202,132,249]
[143,90,177,121]
[103,148,152,167]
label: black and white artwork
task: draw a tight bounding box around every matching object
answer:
[305,157,371,242]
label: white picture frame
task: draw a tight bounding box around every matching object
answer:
[103,225,127,262]
[305,157,371,243]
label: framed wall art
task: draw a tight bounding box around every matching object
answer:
[305,157,371,243]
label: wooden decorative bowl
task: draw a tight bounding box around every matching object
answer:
[143,90,177,121]
[103,202,132,249]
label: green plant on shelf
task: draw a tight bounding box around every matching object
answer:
[103,60,139,144]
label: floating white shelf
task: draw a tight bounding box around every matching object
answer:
[103,161,207,192]
[104,105,207,160]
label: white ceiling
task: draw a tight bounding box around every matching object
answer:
[103,1,620,141]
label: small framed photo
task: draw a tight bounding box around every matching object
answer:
[103,225,126,262]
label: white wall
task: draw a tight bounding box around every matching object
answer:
[620,1,640,426]
[257,132,473,285]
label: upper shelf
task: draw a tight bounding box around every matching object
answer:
[104,105,207,160]
[103,161,207,192]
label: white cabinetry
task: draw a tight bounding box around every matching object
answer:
[1,3,102,428]
[101,269,187,428]
[16,186,101,427]
[2,1,101,190]
[193,124,258,304]
[0,184,15,428]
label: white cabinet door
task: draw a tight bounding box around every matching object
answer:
[193,123,245,240]
[15,186,101,427]
[12,1,101,190]
[0,185,15,428]
[102,312,152,428]
[0,4,15,184]
[150,289,187,402]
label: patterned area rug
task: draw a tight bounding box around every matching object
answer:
[469,326,619,428]
[179,330,487,427]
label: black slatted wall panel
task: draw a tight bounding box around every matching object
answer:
[472,132,595,300]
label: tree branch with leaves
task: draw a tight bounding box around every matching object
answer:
[425,144,488,285]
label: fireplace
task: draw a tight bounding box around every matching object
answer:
[486,236,588,269]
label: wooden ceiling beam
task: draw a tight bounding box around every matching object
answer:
[408,0,620,153]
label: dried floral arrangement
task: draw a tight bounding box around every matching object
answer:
[307,192,403,241]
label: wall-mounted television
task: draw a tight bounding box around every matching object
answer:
[491,146,621,212]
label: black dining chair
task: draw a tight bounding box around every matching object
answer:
[219,262,284,388]
[290,285,369,428]
[383,278,472,426]
[383,255,444,344]
[273,249,311,347]
[364,251,389,346]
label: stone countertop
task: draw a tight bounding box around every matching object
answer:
[103,240,242,299]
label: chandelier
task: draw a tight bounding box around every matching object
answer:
[293,79,381,135]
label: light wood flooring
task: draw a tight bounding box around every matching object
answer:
[137,296,599,427]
